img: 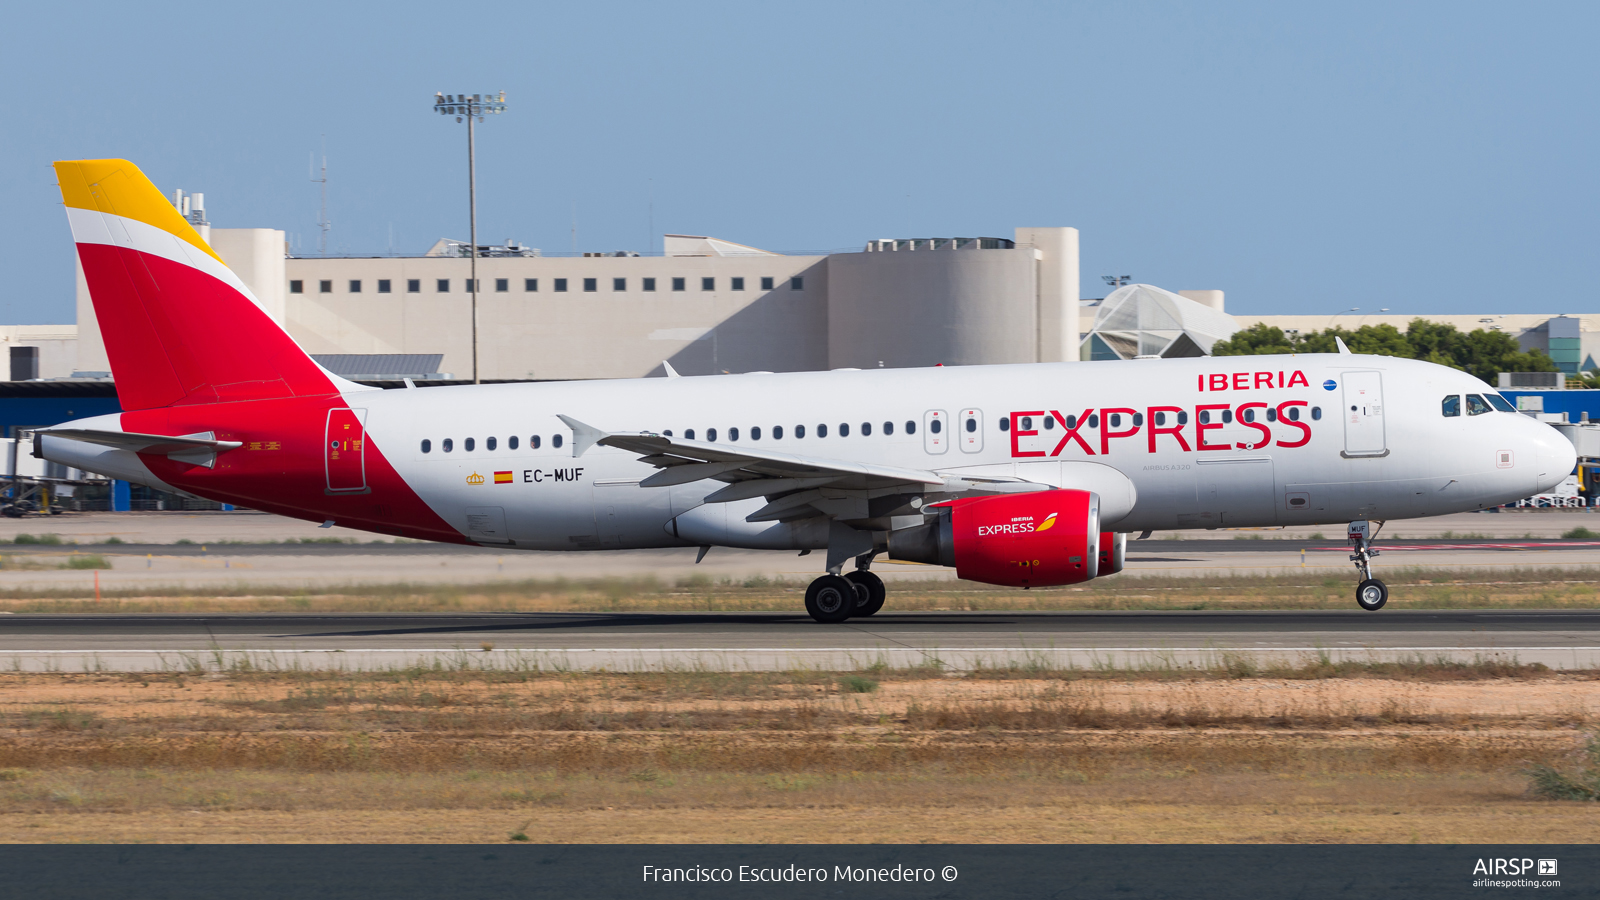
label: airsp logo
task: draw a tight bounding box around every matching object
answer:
[1322,379,1338,391]
[1472,859,1551,876]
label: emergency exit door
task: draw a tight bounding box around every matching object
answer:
[1341,372,1387,457]
[325,408,368,493]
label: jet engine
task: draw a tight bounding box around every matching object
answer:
[1098,531,1126,576]
[887,489,1100,587]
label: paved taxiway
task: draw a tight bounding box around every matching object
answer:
[5,609,1599,672]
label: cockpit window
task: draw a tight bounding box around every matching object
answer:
[1487,393,1516,413]
[1441,395,1461,417]
[1466,394,1492,415]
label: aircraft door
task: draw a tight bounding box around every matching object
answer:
[959,409,983,453]
[325,408,367,493]
[1341,372,1387,456]
[923,410,948,454]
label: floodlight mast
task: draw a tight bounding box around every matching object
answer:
[433,91,508,384]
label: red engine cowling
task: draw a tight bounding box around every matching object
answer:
[1098,531,1126,576]
[888,489,1100,587]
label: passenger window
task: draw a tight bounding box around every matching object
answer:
[487,436,497,451]
[1132,413,1143,427]
[443,438,454,453]
[1221,410,1233,424]
[999,417,1011,432]
[1441,395,1461,417]
[1065,415,1077,429]
[818,424,828,437]
[1154,411,1166,426]
[1466,394,1492,415]
[965,417,976,432]
[1178,411,1188,425]
[773,426,783,439]
[531,435,541,449]
[552,434,563,448]
[905,420,916,435]
[1287,407,1300,422]
[1487,393,1516,412]
[1089,414,1100,428]
[1108,413,1121,428]
[509,436,519,450]
[685,429,695,440]
[862,422,872,436]
[1199,411,1210,424]
[1021,416,1033,430]
[795,424,805,438]
[707,428,718,441]
[421,439,432,453]
[751,426,761,440]
[1241,408,1254,423]
[883,421,893,435]
[929,419,940,434]
[728,427,739,441]
[663,430,672,437]
[840,423,850,437]
[1266,408,1277,422]
[1043,416,1055,430]
[465,437,476,451]
[1312,407,1322,420]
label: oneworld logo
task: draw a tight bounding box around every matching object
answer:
[1322,379,1338,391]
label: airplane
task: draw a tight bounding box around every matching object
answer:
[36,159,1578,622]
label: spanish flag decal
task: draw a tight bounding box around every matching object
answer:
[1036,512,1058,532]
[494,471,514,484]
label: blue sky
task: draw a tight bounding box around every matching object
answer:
[2,1,1594,323]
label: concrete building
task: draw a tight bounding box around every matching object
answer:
[73,227,1087,381]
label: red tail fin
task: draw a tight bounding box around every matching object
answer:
[55,159,356,409]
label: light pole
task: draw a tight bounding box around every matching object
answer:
[434,91,508,384]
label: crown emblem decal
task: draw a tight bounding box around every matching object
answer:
[466,472,485,485]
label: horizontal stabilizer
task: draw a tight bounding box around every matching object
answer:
[35,428,242,469]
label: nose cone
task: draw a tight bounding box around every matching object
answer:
[1531,421,1578,494]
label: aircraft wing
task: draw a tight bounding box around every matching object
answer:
[35,429,243,469]
[558,415,1047,522]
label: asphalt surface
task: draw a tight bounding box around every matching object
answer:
[6,609,1599,672]
[8,538,1600,557]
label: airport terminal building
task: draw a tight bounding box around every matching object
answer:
[68,228,1088,382]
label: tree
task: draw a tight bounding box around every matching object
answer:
[1211,319,1557,384]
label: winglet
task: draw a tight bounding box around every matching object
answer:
[1335,336,1352,355]
[661,361,680,378]
[556,414,606,458]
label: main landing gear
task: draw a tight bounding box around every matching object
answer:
[1348,519,1388,611]
[804,554,886,623]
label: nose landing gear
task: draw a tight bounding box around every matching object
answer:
[1349,520,1388,611]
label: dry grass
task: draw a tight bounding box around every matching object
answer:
[1,663,1598,842]
[3,566,1600,613]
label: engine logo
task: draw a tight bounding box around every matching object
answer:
[1035,512,1058,532]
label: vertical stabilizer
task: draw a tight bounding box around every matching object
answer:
[54,159,366,409]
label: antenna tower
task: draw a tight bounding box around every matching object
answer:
[310,138,330,255]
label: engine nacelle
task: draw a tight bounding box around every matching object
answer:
[887,489,1100,587]
[1098,531,1126,576]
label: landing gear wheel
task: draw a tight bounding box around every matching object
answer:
[1356,578,1388,611]
[805,574,857,623]
[845,570,886,617]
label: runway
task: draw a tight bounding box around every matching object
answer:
[5,609,1599,672]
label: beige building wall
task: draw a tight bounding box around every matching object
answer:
[827,246,1039,369]
[1015,227,1080,363]
[283,255,829,379]
[0,325,79,380]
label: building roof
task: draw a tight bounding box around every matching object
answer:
[1082,284,1238,360]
